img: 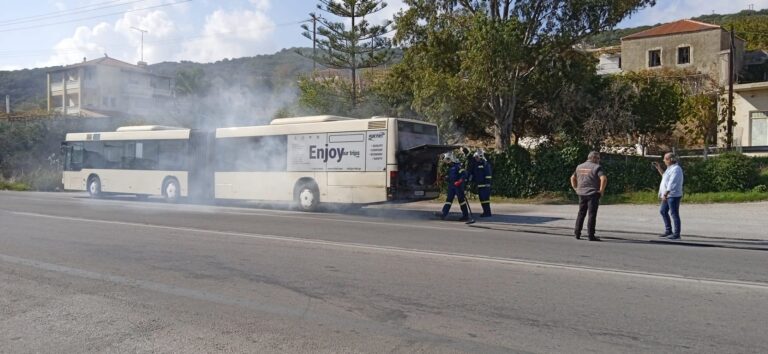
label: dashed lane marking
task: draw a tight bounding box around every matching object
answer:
[8,210,768,291]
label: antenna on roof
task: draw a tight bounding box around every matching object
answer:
[130,26,148,64]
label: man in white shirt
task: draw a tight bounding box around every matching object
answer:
[653,153,684,240]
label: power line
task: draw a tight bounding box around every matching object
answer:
[0,19,305,58]
[0,0,147,27]
[0,19,307,63]
[0,0,192,34]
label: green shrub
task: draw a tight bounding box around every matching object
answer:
[602,155,659,194]
[530,144,572,195]
[20,168,63,191]
[486,145,533,197]
[707,152,757,191]
[0,179,29,191]
[752,184,768,193]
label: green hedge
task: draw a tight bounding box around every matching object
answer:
[478,147,762,197]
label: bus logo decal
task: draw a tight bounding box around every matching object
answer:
[309,144,346,163]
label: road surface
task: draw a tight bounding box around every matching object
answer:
[1,191,766,353]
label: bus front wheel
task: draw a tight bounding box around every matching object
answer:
[296,183,319,212]
[87,176,101,198]
[163,178,180,203]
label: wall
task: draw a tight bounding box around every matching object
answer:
[729,85,768,146]
[621,29,725,81]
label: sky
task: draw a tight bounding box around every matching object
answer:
[0,0,767,71]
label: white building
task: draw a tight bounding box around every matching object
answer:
[47,56,173,118]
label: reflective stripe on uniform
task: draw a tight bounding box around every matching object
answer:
[486,176,492,179]
[459,169,465,173]
[478,166,484,168]
[481,201,491,204]
[445,202,452,205]
[460,201,467,206]
[478,184,490,188]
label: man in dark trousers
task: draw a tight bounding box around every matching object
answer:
[469,149,493,217]
[440,152,470,221]
[570,151,608,241]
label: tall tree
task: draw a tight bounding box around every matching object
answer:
[302,0,393,107]
[392,0,656,149]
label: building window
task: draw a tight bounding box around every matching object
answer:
[678,46,691,64]
[648,49,661,67]
[751,111,768,146]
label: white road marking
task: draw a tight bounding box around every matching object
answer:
[0,193,479,233]
[9,210,768,291]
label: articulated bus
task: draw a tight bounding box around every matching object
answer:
[61,116,455,210]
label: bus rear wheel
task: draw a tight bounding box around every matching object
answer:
[163,178,180,203]
[87,176,101,198]
[296,183,319,212]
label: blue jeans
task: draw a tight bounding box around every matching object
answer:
[660,196,682,236]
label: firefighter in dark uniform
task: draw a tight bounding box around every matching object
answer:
[469,149,493,217]
[440,152,470,221]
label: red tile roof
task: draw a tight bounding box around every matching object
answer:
[622,19,721,41]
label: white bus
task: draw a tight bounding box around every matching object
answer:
[61,126,193,201]
[62,116,454,210]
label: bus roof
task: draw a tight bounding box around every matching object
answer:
[218,116,391,138]
[116,125,187,131]
[65,128,190,141]
[270,115,357,125]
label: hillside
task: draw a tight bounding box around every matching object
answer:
[0,48,318,112]
[586,9,768,50]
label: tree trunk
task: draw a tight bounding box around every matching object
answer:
[492,91,517,150]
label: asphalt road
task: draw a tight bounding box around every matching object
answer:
[1,191,767,353]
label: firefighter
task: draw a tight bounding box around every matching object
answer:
[469,149,493,217]
[439,152,470,221]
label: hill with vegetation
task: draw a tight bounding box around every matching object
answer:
[0,48,318,113]
[586,9,768,50]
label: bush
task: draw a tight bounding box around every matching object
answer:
[0,179,29,191]
[709,152,758,191]
[602,155,659,194]
[486,145,533,197]
[20,167,63,191]
[685,153,758,192]
[480,147,760,198]
[752,184,768,193]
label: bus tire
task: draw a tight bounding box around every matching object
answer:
[87,176,102,198]
[162,178,180,203]
[295,182,319,212]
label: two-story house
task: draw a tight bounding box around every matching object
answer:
[619,19,745,87]
[591,19,768,148]
[47,56,173,118]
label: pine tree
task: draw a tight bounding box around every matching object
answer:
[301,0,392,107]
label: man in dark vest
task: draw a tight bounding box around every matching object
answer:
[570,151,608,241]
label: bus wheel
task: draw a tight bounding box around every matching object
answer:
[163,178,180,203]
[87,176,101,198]
[296,183,319,212]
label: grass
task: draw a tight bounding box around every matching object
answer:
[0,180,30,191]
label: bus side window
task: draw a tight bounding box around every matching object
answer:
[159,140,187,171]
[83,141,105,169]
[103,142,124,169]
[139,141,159,170]
[124,142,136,169]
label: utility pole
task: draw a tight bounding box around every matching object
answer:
[130,26,148,63]
[5,95,9,114]
[309,13,319,72]
[727,24,735,149]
